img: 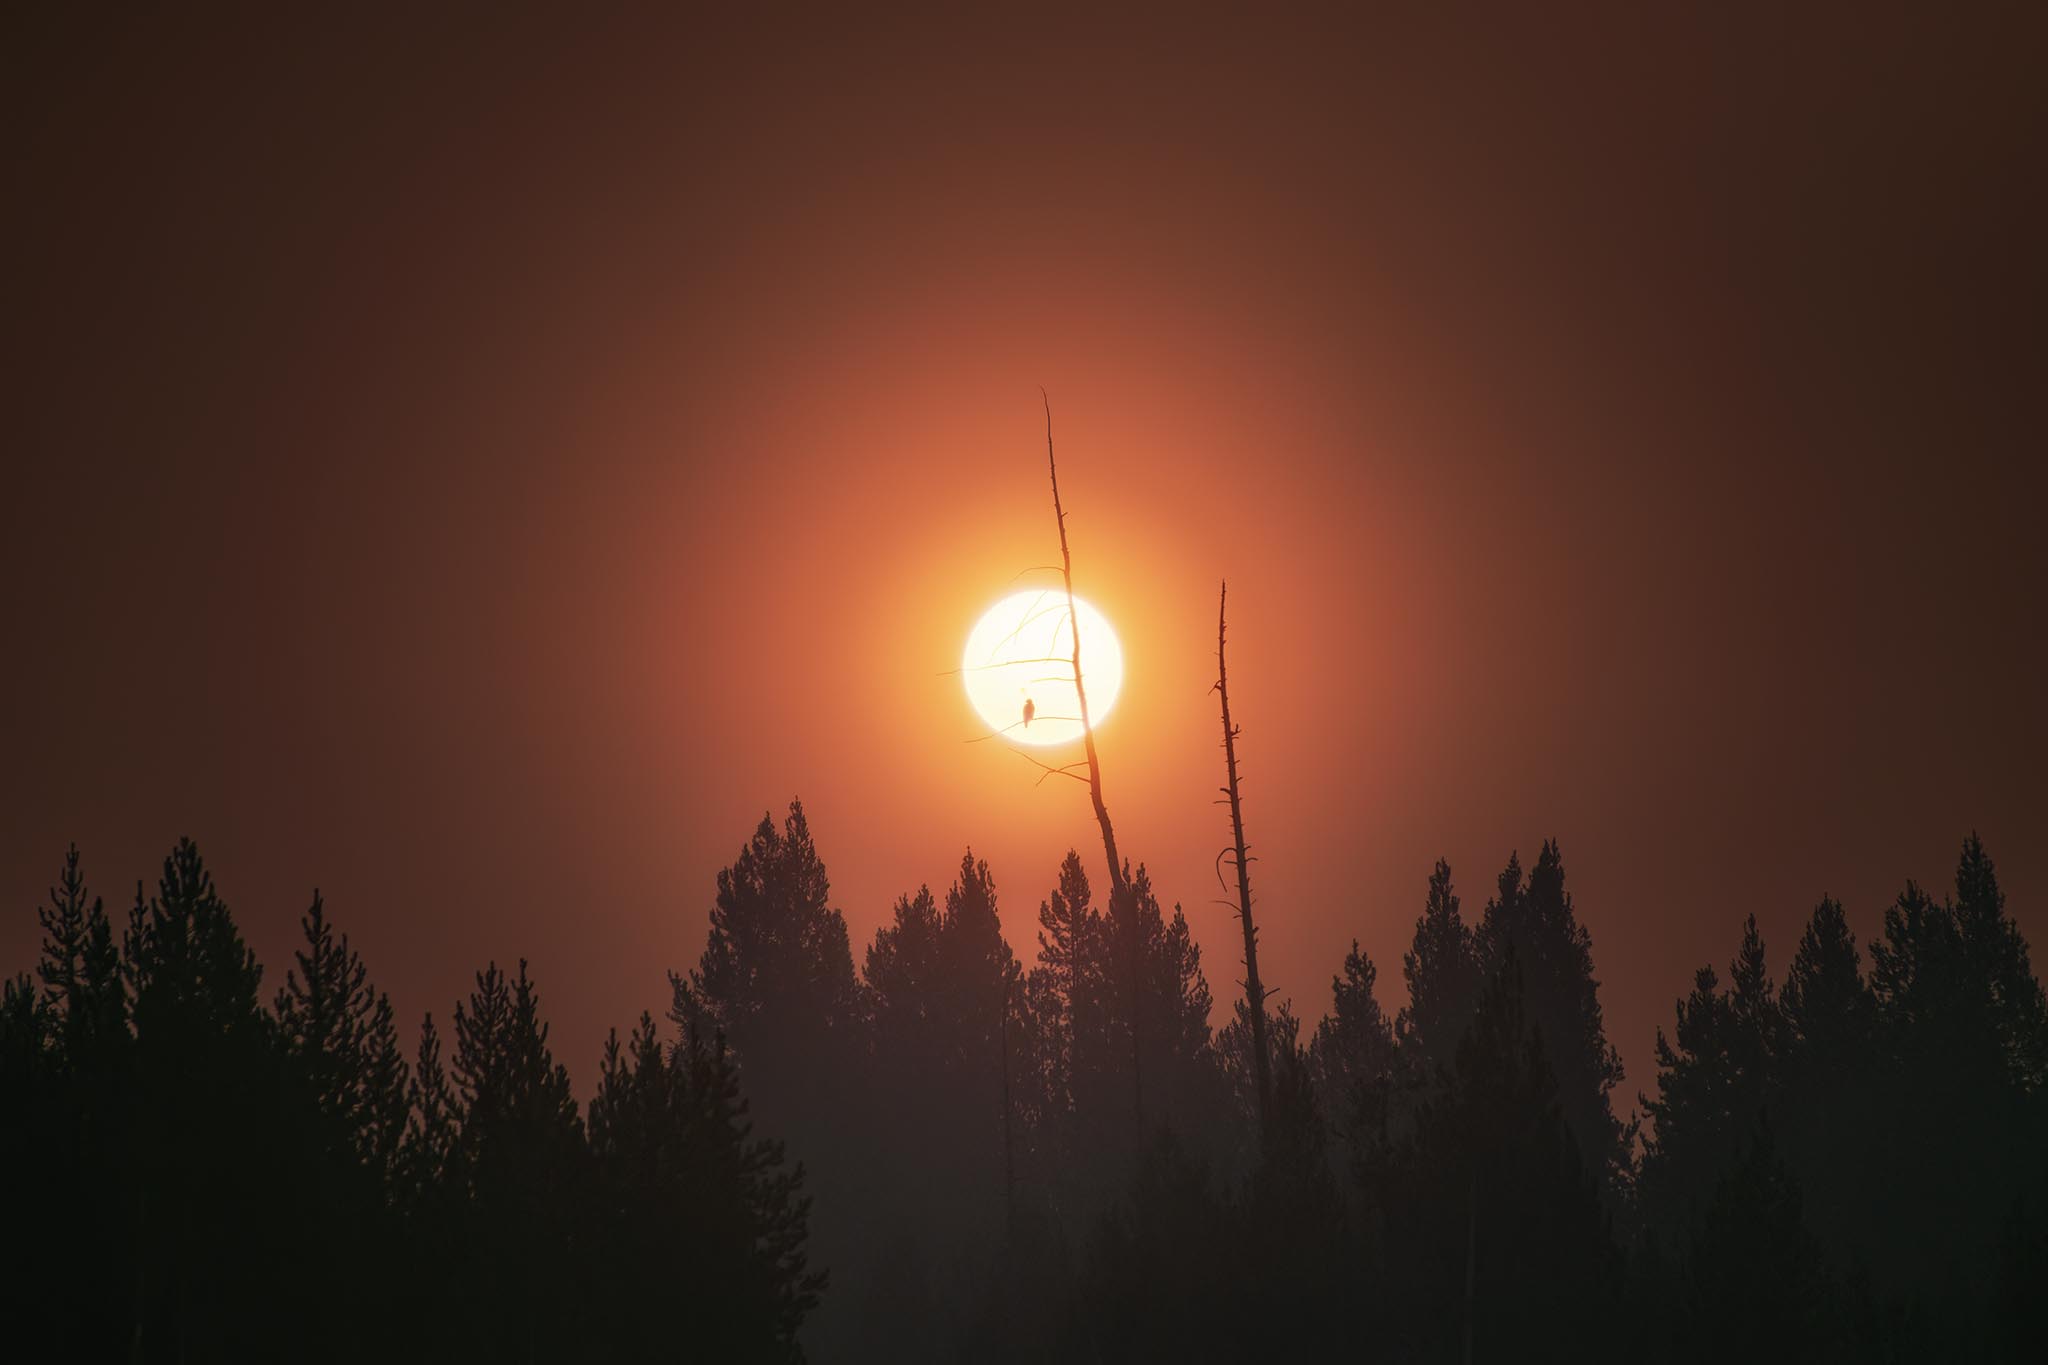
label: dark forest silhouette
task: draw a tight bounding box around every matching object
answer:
[4,820,2043,1361]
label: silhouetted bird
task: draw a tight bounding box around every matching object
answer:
[1022,698,1035,729]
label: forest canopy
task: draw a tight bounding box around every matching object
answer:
[4,815,2043,1361]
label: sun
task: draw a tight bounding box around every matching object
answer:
[962,589,1124,747]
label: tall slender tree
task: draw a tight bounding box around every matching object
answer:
[446,959,588,1356]
[275,891,410,1181]
[37,845,125,1054]
[1030,849,1101,1116]
[1389,950,1619,1360]
[691,801,864,1142]
[1639,916,1785,1241]
[1475,842,1630,1189]
[588,1004,822,1361]
[122,840,305,1357]
[1864,838,2045,1312]
[1397,859,1481,1080]
[1311,940,1398,1154]
[1773,896,1880,1281]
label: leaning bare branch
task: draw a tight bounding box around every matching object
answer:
[1043,390,1125,900]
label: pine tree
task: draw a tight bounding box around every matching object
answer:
[1310,940,1397,1156]
[124,838,264,1046]
[1030,849,1100,1116]
[1952,833,2048,1090]
[1863,838,2046,1316]
[867,886,944,1041]
[12,848,131,1357]
[863,854,1020,1245]
[587,1001,822,1361]
[1397,858,1480,1078]
[1475,841,1631,1190]
[1247,1024,1352,1355]
[1314,942,1404,1279]
[940,852,1016,1072]
[1780,897,1871,1057]
[1639,916,1785,1243]
[121,839,311,1358]
[0,972,54,1098]
[1125,866,1220,1144]
[1389,949,1620,1360]
[450,959,583,1179]
[275,891,410,1181]
[1018,854,1222,1228]
[37,845,124,1053]
[1220,997,1303,1142]
[399,1010,457,1200]
[691,801,864,1146]
[1770,896,1882,1281]
[446,960,589,1356]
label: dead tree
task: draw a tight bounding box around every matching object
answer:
[1215,580,1272,1145]
[1044,394,1126,900]
[1042,393,1144,1133]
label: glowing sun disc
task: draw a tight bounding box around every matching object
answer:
[962,589,1124,747]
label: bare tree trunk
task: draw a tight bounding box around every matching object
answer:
[1044,393,1125,900]
[1216,581,1271,1145]
[1043,393,1142,1136]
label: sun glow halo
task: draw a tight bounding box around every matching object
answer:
[962,590,1123,747]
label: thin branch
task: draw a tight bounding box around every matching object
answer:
[1011,749,1091,786]
[965,714,1084,743]
[938,657,1080,677]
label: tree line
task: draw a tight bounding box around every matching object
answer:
[4,813,2043,1361]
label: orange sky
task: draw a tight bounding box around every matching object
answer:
[5,6,2045,1104]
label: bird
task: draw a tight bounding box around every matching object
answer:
[1022,697,1035,729]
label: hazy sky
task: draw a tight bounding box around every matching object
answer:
[6,6,2044,1104]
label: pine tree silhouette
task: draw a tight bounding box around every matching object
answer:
[276,891,411,1182]
[691,802,863,1150]
[588,1001,822,1361]
[4,821,2041,1360]
[122,840,318,1358]
[1397,858,1481,1078]
[1639,915,1785,1239]
[446,959,588,1356]
[1772,895,1882,1268]
[1474,842,1633,1193]
[1389,949,1621,1361]
[37,845,125,1054]
[1029,848,1101,1121]
[1311,939,1399,1154]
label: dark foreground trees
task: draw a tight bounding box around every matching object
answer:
[1636,834,2048,1360]
[3,819,2042,1362]
[0,840,816,1363]
[682,809,2043,1362]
